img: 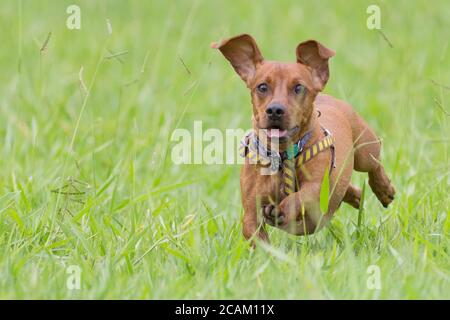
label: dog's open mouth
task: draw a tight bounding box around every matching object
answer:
[263,126,299,139]
[265,128,288,138]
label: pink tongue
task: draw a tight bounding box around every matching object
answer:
[267,129,287,138]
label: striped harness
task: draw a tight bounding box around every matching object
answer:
[239,128,335,196]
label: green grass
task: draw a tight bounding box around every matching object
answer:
[0,0,449,299]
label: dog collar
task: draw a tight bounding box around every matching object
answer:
[239,128,335,194]
[240,130,318,167]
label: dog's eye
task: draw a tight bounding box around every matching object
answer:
[256,83,268,94]
[294,84,305,95]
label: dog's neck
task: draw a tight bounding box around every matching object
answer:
[289,108,321,151]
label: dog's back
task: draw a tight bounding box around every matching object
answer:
[316,93,395,208]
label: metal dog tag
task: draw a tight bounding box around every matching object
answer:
[270,153,281,172]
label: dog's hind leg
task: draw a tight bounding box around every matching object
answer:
[342,184,361,209]
[351,114,395,208]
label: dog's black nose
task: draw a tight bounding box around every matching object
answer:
[266,103,285,119]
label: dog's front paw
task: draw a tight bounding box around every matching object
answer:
[262,204,284,226]
[263,195,300,227]
[278,194,301,226]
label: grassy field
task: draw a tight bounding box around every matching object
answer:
[0,0,449,299]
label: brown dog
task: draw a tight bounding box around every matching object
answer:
[212,34,395,243]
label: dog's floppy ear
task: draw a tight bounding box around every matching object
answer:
[296,40,335,91]
[211,34,263,84]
